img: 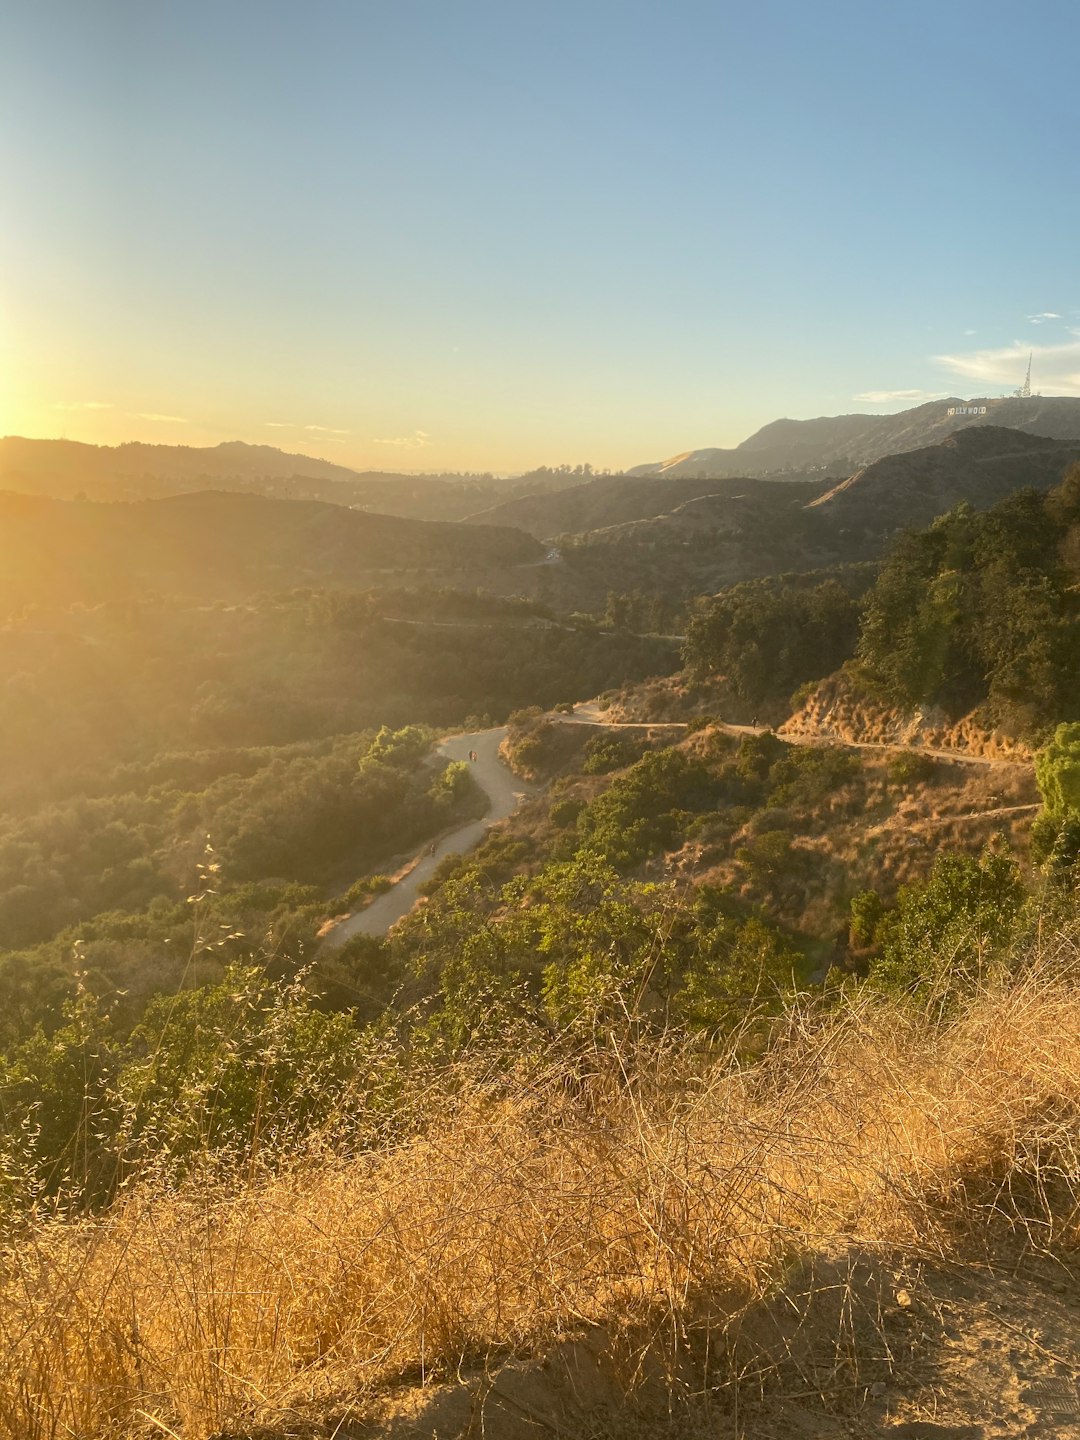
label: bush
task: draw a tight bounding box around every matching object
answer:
[1035,722,1080,818]
[870,846,1026,1001]
[849,889,885,948]
[768,745,861,808]
[575,749,717,870]
[887,750,936,787]
[341,873,394,910]
[581,733,638,775]
[549,795,584,828]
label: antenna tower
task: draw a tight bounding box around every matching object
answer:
[1014,352,1033,399]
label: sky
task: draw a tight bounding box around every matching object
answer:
[3,0,1080,474]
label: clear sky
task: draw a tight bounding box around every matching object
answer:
[3,0,1080,473]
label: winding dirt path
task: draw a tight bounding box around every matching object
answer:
[321,727,532,946]
[323,701,1033,943]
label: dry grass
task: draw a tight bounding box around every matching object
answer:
[2,943,1080,1438]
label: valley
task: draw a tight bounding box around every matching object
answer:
[12,11,1080,1432]
[1,406,1079,1440]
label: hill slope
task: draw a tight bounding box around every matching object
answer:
[808,425,1080,532]
[0,490,543,609]
[464,474,829,540]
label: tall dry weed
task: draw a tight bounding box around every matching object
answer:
[2,940,1079,1438]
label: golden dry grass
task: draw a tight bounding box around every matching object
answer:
[2,945,1080,1439]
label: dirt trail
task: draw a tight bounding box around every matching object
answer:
[565,701,1027,768]
[323,700,1034,943]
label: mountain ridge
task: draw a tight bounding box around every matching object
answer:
[630,394,1080,478]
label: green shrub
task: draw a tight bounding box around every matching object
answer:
[550,795,584,828]
[849,889,885,948]
[870,846,1025,1001]
[887,750,936,787]
[581,733,638,775]
[1035,722,1080,818]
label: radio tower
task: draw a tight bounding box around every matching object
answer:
[1014,352,1033,399]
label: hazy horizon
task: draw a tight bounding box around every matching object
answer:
[0,382,1056,480]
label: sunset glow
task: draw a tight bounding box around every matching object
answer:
[6,1,1080,471]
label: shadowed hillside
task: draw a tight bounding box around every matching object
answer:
[465,474,830,540]
[808,425,1080,532]
[0,490,543,609]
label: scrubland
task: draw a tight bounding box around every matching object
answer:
[3,925,1079,1439]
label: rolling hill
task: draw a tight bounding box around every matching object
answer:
[808,425,1080,532]
[0,437,365,495]
[464,474,830,540]
[472,426,1080,560]
[0,438,581,521]
[0,489,543,610]
[483,426,1080,612]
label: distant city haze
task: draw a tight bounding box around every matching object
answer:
[4,1,1080,471]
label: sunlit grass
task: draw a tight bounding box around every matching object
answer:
[2,937,1079,1438]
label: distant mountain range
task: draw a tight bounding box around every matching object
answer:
[0,437,583,521]
[0,437,364,492]
[629,395,1080,478]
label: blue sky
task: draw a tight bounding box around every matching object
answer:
[3,0,1080,471]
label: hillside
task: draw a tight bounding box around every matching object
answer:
[462,427,1080,622]
[480,423,1080,622]
[630,394,1080,477]
[0,489,543,609]
[471,426,1080,558]
[465,473,829,540]
[808,425,1080,532]
[2,698,1077,1439]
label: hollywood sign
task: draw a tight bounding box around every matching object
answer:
[947,406,987,417]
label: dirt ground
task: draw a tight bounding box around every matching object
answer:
[267,1242,1079,1440]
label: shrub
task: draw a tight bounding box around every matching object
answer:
[870,846,1025,1001]
[1035,722,1080,818]
[581,733,638,775]
[549,795,584,828]
[849,889,885,948]
[887,750,936,787]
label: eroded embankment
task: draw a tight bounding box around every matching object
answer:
[781,671,1033,763]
